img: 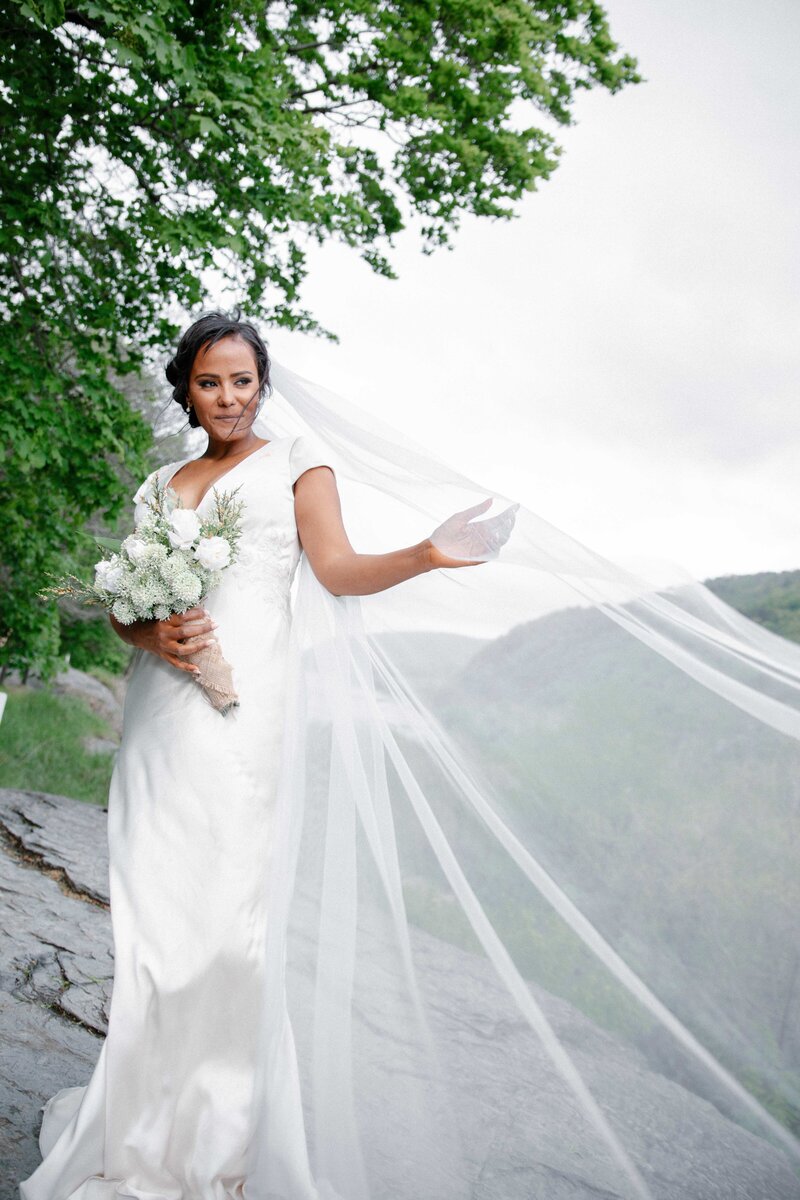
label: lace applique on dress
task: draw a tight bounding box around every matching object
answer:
[233,530,294,615]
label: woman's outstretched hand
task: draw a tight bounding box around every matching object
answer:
[427,497,520,569]
[109,606,218,675]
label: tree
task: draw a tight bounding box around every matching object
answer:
[0,0,641,676]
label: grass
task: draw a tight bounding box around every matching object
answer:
[0,684,117,806]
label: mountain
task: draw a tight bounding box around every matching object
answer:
[704,567,800,644]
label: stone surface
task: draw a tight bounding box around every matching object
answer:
[0,993,99,1192]
[0,789,113,1197]
[1,786,799,1200]
[0,789,112,905]
[81,735,119,757]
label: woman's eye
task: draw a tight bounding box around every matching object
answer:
[196,378,252,389]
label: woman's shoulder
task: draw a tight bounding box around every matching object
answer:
[287,432,337,486]
[132,458,183,501]
[131,456,192,530]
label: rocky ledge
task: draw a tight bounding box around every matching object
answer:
[1,787,798,1200]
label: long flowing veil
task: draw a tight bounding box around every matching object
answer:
[245,358,800,1199]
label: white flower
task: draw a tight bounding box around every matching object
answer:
[95,557,126,594]
[122,534,149,564]
[175,572,202,604]
[111,597,135,623]
[140,542,167,565]
[167,508,201,550]
[194,536,232,571]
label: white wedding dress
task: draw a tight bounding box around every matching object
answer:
[20,433,335,1200]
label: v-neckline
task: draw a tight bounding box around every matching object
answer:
[163,439,277,511]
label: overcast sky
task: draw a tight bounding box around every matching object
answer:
[226,0,798,585]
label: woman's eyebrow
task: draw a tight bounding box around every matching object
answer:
[194,370,254,379]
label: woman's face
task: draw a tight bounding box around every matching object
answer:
[187,335,262,442]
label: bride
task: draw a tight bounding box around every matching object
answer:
[19,309,800,1199]
[18,309,512,1200]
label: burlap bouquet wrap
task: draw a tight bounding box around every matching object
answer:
[183,639,239,716]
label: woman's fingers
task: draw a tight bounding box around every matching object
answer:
[472,502,519,548]
[430,499,519,568]
[172,609,215,637]
[136,609,215,672]
[166,608,207,633]
[171,621,218,654]
[163,651,201,675]
[168,605,206,623]
[164,629,215,669]
[172,634,216,657]
[456,497,494,521]
[159,609,217,661]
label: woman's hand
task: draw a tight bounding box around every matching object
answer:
[293,466,519,596]
[427,498,520,569]
[109,607,217,675]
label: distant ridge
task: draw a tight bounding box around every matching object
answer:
[703,568,800,644]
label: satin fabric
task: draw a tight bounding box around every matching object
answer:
[20,434,335,1200]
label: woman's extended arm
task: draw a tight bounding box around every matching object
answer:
[293,465,486,597]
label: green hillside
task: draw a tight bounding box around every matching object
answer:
[704,567,800,644]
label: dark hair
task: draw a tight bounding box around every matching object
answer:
[165,306,272,430]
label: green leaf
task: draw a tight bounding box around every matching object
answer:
[84,534,124,552]
[197,115,224,138]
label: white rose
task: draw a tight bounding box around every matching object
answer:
[122,534,149,564]
[167,508,202,550]
[194,535,232,571]
[95,558,126,594]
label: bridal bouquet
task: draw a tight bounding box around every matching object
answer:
[40,477,245,716]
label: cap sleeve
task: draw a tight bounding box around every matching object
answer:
[132,469,159,526]
[289,434,337,487]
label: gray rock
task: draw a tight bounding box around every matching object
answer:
[15,666,125,733]
[1,787,798,1200]
[0,789,111,905]
[0,789,112,1198]
[0,992,100,1191]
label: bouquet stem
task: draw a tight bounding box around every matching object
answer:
[184,640,240,716]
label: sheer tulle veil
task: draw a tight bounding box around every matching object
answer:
[242,357,800,1199]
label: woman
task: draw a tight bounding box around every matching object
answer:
[18,310,513,1200]
[20,311,800,1199]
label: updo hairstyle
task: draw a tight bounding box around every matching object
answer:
[165,307,272,430]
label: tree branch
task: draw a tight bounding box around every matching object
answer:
[281,38,338,55]
[63,9,107,35]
